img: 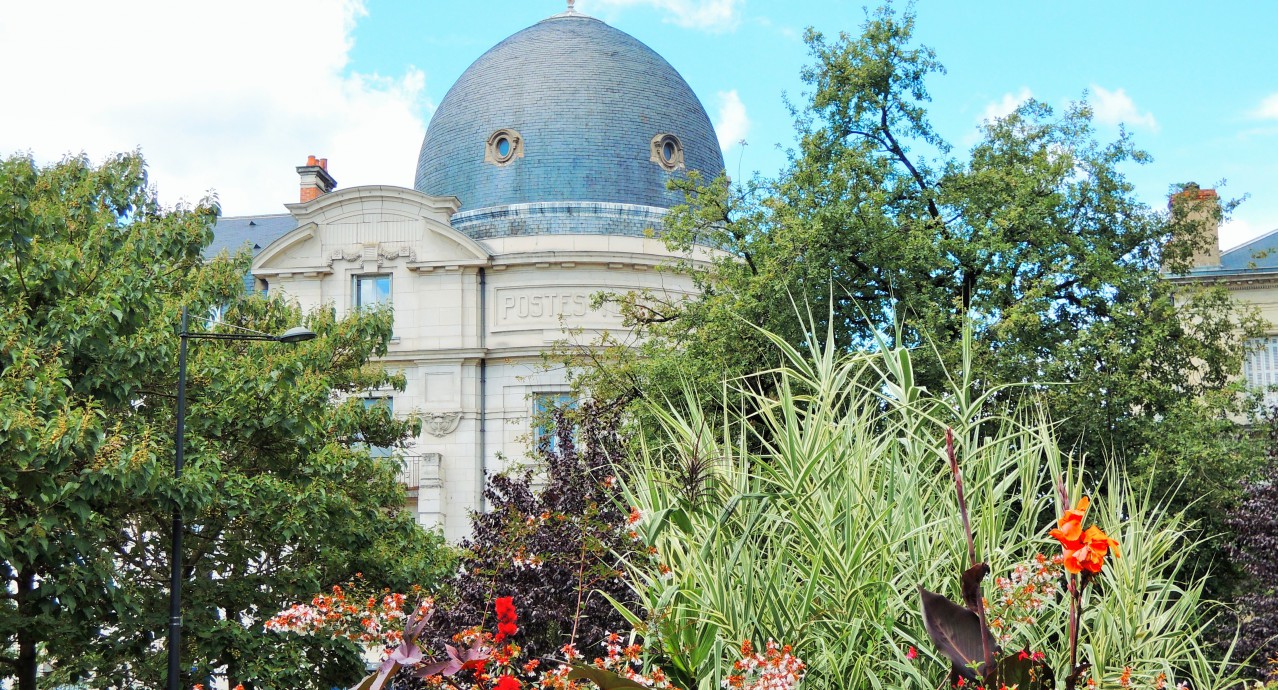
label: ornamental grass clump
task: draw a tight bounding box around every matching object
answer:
[616,325,1242,690]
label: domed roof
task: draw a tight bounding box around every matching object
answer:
[413,11,724,219]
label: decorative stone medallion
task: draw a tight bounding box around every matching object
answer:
[424,411,463,437]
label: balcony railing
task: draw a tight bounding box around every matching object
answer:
[397,453,442,491]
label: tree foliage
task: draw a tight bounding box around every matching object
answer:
[570,5,1264,582]
[0,152,453,690]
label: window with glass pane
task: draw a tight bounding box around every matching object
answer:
[363,397,394,458]
[534,392,575,453]
[354,274,392,309]
[1244,337,1278,406]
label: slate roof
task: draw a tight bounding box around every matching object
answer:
[1181,227,1278,278]
[205,213,297,261]
[414,11,724,215]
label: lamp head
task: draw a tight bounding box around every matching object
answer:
[277,326,317,344]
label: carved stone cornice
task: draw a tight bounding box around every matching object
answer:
[1168,270,1278,291]
[325,243,419,268]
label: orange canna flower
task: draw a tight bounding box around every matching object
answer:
[1061,524,1121,574]
[1050,496,1090,547]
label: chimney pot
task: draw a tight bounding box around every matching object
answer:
[297,155,337,203]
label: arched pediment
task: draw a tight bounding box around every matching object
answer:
[254,186,490,275]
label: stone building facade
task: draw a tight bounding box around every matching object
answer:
[1166,188,1278,406]
[210,7,724,540]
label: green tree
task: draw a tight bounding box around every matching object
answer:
[0,152,452,690]
[570,6,1264,581]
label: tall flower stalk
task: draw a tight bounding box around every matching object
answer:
[945,428,994,676]
[1049,486,1120,689]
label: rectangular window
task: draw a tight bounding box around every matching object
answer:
[1243,337,1278,407]
[363,396,394,458]
[354,274,392,309]
[534,392,575,453]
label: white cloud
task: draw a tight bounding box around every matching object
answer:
[0,0,431,216]
[1090,85,1158,131]
[979,87,1034,123]
[1250,93,1278,120]
[714,90,751,153]
[581,0,743,32]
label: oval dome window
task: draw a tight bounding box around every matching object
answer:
[651,133,684,171]
[486,129,523,165]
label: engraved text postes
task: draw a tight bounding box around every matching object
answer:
[494,286,624,330]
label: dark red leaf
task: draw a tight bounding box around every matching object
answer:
[960,563,990,613]
[919,586,987,680]
[1064,661,1092,690]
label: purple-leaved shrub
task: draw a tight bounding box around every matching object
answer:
[422,401,640,662]
[1225,413,1278,682]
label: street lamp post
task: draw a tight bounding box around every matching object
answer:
[167,306,316,690]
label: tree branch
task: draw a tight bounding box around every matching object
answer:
[879,104,942,224]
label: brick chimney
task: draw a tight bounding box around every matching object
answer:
[1168,183,1221,269]
[296,155,337,203]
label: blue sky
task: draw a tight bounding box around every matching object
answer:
[2,0,1275,248]
[352,0,1278,247]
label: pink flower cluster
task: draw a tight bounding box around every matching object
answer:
[268,581,806,690]
[987,554,1062,645]
[264,583,433,654]
[538,635,679,690]
[723,640,806,690]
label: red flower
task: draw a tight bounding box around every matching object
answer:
[494,596,518,642]
[495,675,521,690]
[495,596,516,618]
[906,646,918,660]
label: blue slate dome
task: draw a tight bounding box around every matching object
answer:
[414,10,724,237]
